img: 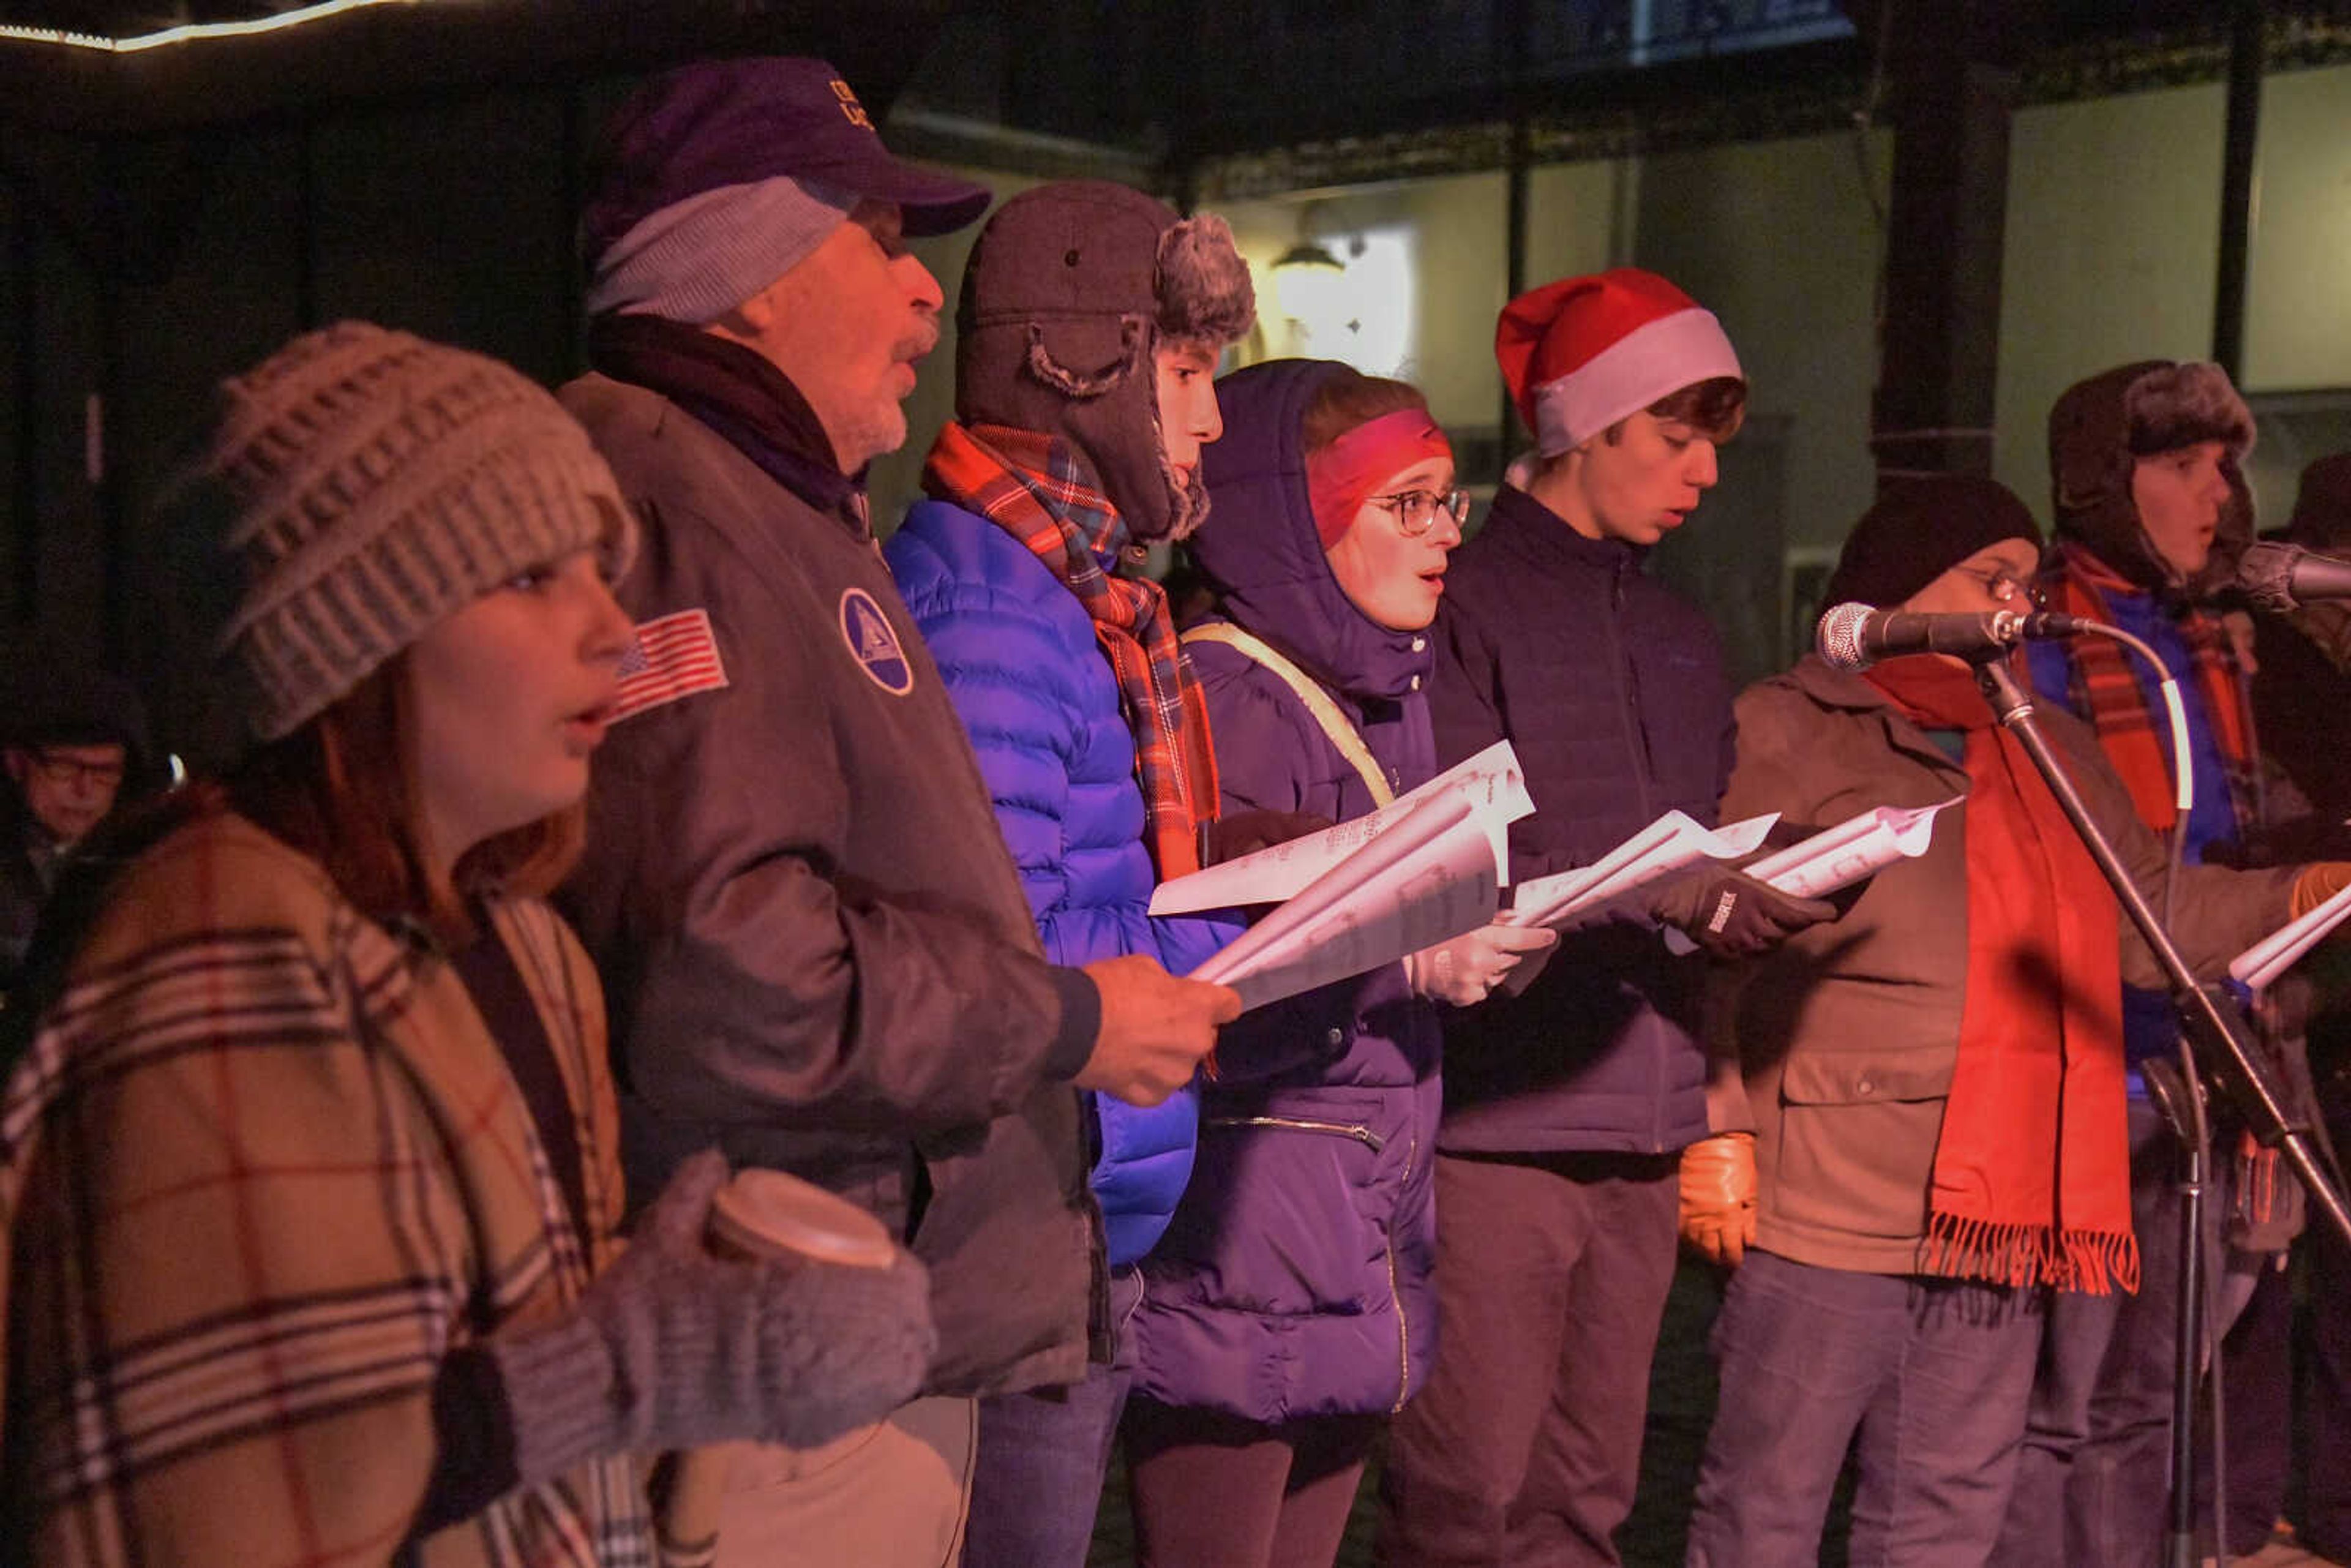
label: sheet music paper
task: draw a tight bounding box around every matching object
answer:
[1190,792,1502,1011]
[1151,740,1531,915]
[1506,811,1780,930]
[1743,798,1960,899]
[2231,877,2351,992]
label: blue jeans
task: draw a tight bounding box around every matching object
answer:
[1995,1096,2241,1568]
[959,1266,1142,1568]
[1685,1250,2044,1568]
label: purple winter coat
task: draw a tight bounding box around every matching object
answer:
[1128,359,1444,1422]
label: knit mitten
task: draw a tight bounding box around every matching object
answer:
[490,1150,936,1481]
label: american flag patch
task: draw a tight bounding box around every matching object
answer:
[610,608,729,723]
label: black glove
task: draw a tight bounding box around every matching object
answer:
[1651,869,1836,960]
[1199,809,1337,866]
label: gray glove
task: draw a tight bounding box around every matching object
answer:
[489,1149,936,1482]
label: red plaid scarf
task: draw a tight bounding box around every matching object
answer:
[923,419,1217,879]
[2042,542,2258,835]
[1865,656,2139,1295]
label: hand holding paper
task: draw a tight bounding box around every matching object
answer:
[1744,798,1960,899]
[1406,921,1559,1006]
[2232,866,2351,992]
[1509,810,1780,930]
[1190,792,1503,1011]
[1152,741,1532,915]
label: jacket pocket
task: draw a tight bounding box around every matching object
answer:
[1150,1089,1404,1317]
[1768,1050,1954,1248]
[1776,1053,1954,1106]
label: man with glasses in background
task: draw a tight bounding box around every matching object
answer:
[2,670,149,997]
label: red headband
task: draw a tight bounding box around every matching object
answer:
[1306,409,1453,550]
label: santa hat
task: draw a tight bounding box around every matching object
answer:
[1496,268,1743,457]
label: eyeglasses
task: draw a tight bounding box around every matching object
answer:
[1368,487,1471,537]
[1952,565,2044,608]
[26,750,126,790]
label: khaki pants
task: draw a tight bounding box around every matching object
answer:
[712,1395,977,1568]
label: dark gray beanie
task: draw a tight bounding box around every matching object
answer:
[1822,475,2044,610]
[954,181,1254,543]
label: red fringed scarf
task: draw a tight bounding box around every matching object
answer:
[1865,655,2140,1294]
[2042,542,2258,835]
[923,419,1218,879]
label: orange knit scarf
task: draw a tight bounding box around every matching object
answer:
[1866,655,2140,1294]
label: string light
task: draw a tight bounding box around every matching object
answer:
[0,0,418,54]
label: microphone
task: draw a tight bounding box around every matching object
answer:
[1815,602,2088,672]
[2237,541,2351,611]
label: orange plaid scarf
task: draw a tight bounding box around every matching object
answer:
[2041,542,2257,835]
[923,419,1217,878]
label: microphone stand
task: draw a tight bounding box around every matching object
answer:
[1971,655,2351,1568]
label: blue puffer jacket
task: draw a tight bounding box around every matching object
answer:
[1129,359,1445,1424]
[887,500,1237,1267]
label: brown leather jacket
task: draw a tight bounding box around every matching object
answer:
[1712,656,2295,1277]
[559,372,1098,1399]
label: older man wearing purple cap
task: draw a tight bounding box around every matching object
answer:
[557,56,1237,1568]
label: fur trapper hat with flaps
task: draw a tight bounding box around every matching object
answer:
[955,181,1254,543]
[2049,358,2257,596]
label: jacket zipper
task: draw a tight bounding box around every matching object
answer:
[1387,1121,1417,1413]
[1605,555,1670,1154]
[1205,1114,1385,1152]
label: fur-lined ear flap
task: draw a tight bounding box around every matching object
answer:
[2125,361,2256,460]
[1024,318,1145,398]
[1155,213,1256,348]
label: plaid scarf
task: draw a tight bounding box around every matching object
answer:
[1865,656,2139,1295]
[923,419,1217,879]
[2042,542,2259,835]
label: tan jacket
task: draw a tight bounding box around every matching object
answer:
[1715,657,2294,1276]
[0,812,649,1567]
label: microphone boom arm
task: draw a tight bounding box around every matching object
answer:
[1971,657,2351,1251]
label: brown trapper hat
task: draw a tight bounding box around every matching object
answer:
[2049,359,2255,593]
[953,181,1254,542]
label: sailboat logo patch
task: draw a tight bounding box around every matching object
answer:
[839,587,915,696]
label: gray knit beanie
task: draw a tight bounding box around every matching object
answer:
[178,321,637,743]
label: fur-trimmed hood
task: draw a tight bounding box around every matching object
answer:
[954,181,1254,546]
[2048,358,2257,596]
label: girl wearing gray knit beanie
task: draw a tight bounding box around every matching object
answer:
[0,322,937,1567]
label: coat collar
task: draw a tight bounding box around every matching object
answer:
[1780,655,1971,782]
[1482,482,1646,579]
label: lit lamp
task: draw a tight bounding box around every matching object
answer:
[1270,239,1348,347]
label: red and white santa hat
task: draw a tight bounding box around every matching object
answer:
[1496,268,1744,457]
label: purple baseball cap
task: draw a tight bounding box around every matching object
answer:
[581,56,991,268]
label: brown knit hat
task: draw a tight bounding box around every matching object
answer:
[954,181,1254,543]
[177,321,636,743]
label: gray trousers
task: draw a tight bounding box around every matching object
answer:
[1684,1250,2044,1568]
